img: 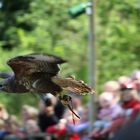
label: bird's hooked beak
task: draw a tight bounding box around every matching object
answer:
[0,80,8,92]
[0,81,4,91]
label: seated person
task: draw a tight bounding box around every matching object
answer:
[121,82,140,120]
[89,92,123,138]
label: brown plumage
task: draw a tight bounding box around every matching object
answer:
[0,53,95,118]
[0,53,94,95]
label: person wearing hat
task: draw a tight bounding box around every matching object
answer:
[121,82,140,119]
[131,70,140,95]
[38,95,59,132]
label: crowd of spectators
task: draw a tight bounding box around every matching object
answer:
[0,69,140,140]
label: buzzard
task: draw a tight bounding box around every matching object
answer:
[0,53,94,118]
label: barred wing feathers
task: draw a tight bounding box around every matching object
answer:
[52,76,95,95]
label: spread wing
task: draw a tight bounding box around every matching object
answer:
[7,53,66,80]
[52,76,95,95]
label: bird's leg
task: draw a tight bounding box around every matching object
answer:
[58,94,80,121]
[58,94,72,106]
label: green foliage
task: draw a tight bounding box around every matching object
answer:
[96,0,140,86]
[0,0,140,114]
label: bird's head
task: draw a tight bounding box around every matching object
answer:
[0,78,13,92]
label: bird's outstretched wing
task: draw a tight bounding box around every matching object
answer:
[52,76,95,95]
[7,53,66,80]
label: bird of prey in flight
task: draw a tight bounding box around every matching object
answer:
[0,53,94,118]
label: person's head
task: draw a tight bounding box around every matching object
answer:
[21,105,38,121]
[4,115,20,133]
[118,76,132,89]
[131,70,140,81]
[44,94,57,106]
[103,81,121,102]
[104,80,120,93]
[38,94,57,112]
[21,105,31,120]
[28,107,38,120]
[25,119,40,134]
[0,104,9,120]
[121,83,139,102]
[38,100,46,112]
[99,92,114,108]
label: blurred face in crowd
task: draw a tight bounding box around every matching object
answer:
[121,89,139,102]
[99,99,111,108]
[136,73,140,81]
[0,104,9,120]
[103,81,121,103]
[122,90,132,101]
[131,70,140,81]
[104,81,120,93]
[38,100,46,112]
[26,120,39,133]
[99,92,114,108]
[21,105,30,120]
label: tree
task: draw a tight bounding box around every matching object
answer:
[96,0,140,87]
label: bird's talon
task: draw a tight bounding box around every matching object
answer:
[59,94,72,105]
[59,95,80,119]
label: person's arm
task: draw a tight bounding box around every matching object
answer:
[111,106,123,119]
[67,122,89,133]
